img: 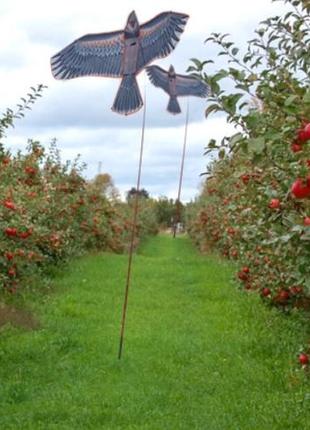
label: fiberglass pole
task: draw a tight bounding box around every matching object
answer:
[118,92,147,360]
[173,99,189,238]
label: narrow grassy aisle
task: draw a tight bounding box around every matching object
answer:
[0,235,309,429]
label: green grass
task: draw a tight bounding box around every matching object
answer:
[0,235,309,429]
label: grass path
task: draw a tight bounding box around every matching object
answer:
[0,235,309,429]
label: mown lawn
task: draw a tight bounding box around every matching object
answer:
[0,235,309,429]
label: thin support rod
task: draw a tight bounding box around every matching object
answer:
[118,96,147,360]
[173,99,189,238]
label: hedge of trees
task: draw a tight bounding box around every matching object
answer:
[187,0,310,311]
[0,89,158,294]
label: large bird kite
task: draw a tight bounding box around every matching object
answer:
[146,64,209,114]
[51,11,189,115]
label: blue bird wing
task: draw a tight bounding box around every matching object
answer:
[51,30,124,79]
[137,12,189,70]
[175,74,209,97]
[146,65,169,93]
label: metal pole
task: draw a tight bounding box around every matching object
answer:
[118,94,147,360]
[173,99,189,238]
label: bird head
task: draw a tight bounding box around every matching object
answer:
[168,65,176,78]
[125,11,139,37]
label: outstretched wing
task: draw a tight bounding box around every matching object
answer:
[137,12,189,70]
[146,65,169,93]
[175,74,209,98]
[51,30,124,80]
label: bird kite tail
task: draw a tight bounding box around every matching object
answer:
[167,96,181,115]
[112,74,143,116]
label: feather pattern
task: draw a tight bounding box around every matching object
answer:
[175,74,209,97]
[51,31,124,79]
[137,12,189,70]
[145,65,169,93]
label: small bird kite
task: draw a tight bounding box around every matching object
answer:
[146,64,209,114]
[51,11,189,116]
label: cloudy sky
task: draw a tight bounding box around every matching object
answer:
[0,0,285,201]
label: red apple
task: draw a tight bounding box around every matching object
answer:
[18,229,32,239]
[7,267,16,277]
[5,252,14,261]
[291,178,310,199]
[242,266,250,273]
[279,289,290,301]
[303,123,310,139]
[297,127,310,142]
[241,174,250,184]
[4,227,18,237]
[261,287,271,297]
[291,142,302,152]
[238,271,248,281]
[304,217,310,226]
[3,200,16,210]
[269,198,281,209]
[290,286,303,295]
[24,166,37,175]
[299,353,309,366]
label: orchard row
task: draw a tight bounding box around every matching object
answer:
[186,0,310,367]
[0,140,157,294]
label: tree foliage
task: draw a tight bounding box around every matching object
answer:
[187,0,310,315]
[126,187,150,201]
[0,89,158,294]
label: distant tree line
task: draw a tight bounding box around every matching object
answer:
[89,176,186,230]
[126,188,185,229]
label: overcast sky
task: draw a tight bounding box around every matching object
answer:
[0,0,286,201]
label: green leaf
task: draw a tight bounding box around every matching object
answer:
[284,95,298,106]
[207,139,217,149]
[190,58,201,67]
[218,148,226,159]
[213,70,229,82]
[247,73,258,82]
[229,133,244,148]
[221,93,244,115]
[248,137,265,154]
[205,104,221,118]
[279,234,293,243]
[303,90,310,104]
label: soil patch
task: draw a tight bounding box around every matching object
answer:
[0,303,40,330]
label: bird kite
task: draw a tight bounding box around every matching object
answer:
[146,64,209,114]
[146,64,209,238]
[51,11,189,116]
